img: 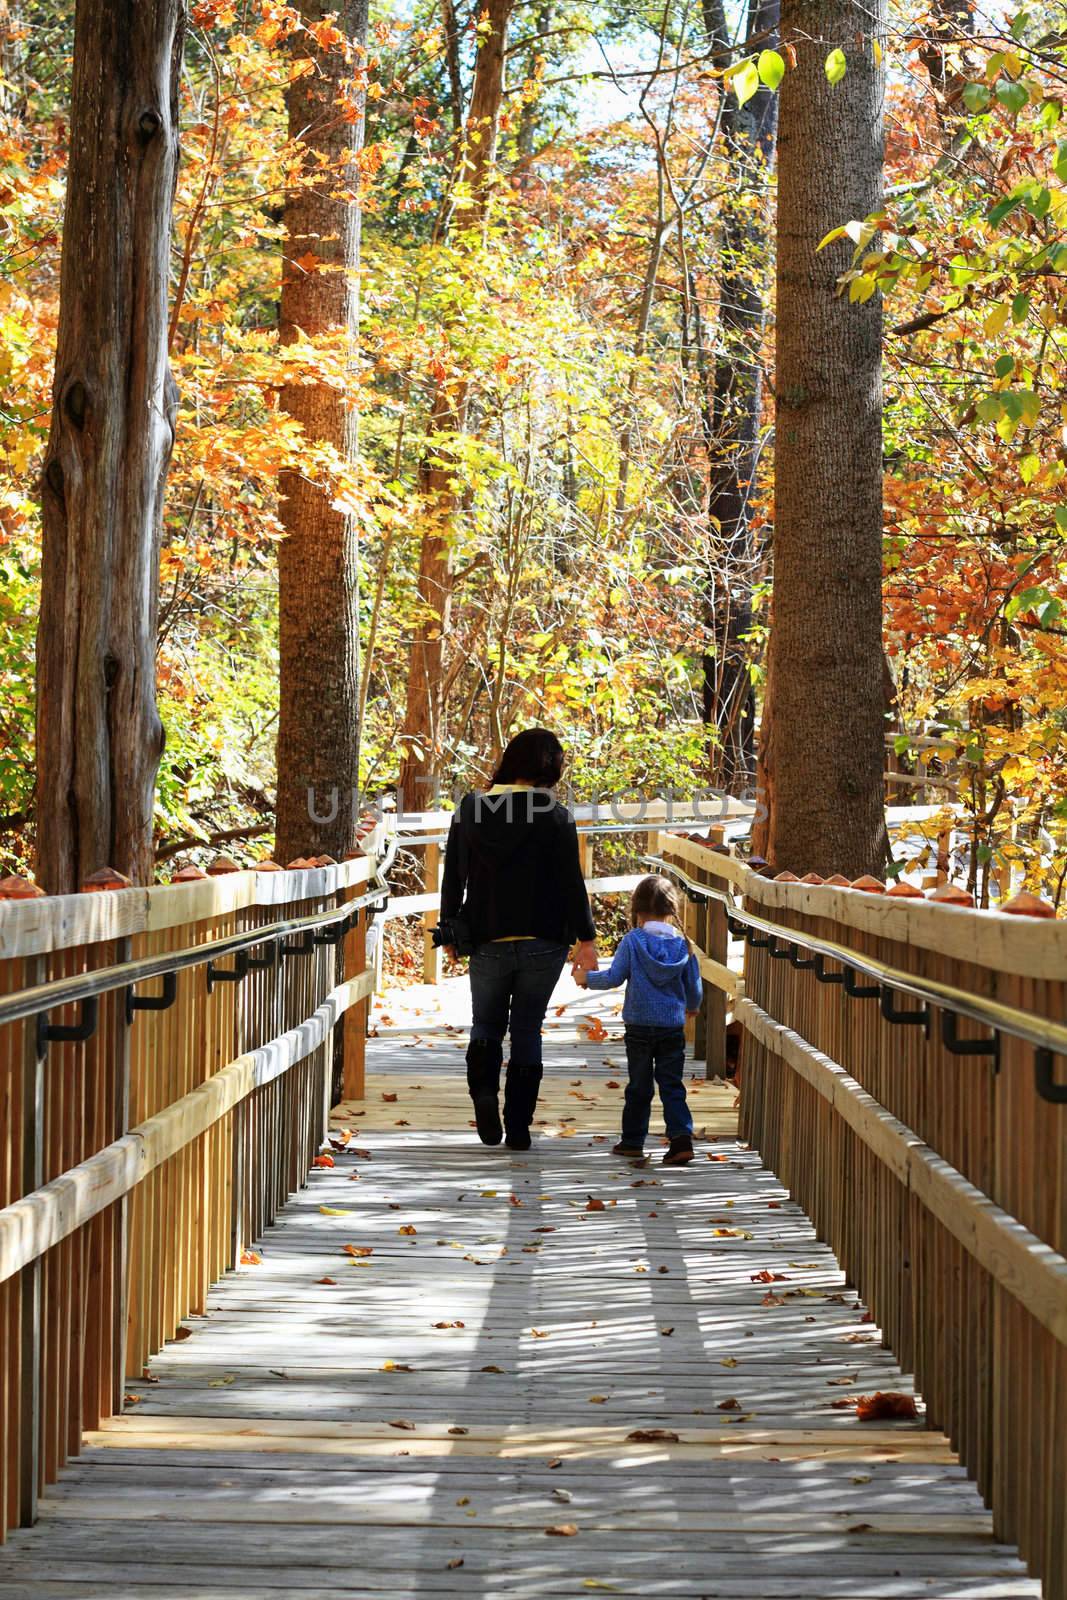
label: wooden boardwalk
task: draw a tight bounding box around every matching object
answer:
[0,983,1041,1598]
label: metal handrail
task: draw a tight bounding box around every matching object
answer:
[644,852,1067,1069]
[0,843,395,1034]
[393,818,751,850]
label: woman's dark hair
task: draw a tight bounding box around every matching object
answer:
[491,728,565,789]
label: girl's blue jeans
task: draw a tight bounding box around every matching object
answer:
[622,1024,693,1146]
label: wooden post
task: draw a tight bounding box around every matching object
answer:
[19,957,44,1527]
[577,832,594,885]
[704,895,729,1080]
[342,896,368,1102]
[421,842,442,985]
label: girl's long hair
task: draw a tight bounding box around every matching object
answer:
[490,728,565,789]
[630,874,683,928]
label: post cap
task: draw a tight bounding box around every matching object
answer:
[311,854,337,867]
[207,855,241,875]
[887,880,925,898]
[927,883,974,906]
[82,867,132,892]
[773,870,800,882]
[0,873,45,900]
[171,865,208,884]
[798,872,824,884]
[285,857,312,870]
[823,873,851,886]
[1000,889,1056,918]
[254,859,283,872]
[851,875,886,893]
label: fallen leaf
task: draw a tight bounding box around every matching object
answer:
[534,1225,556,1233]
[173,1327,192,1342]
[856,1391,918,1422]
[388,1419,416,1430]
[240,1250,262,1265]
[319,1206,353,1216]
[316,1276,337,1285]
[448,1426,469,1435]
[312,1154,335,1168]
[545,1523,579,1537]
[456,1496,470,1506]
[717,1397,741,1411]
[382,1361,414,1372]
[343,1244,373,1258]
[447,1558,464,1569]
[481,1364,504,1373]
[382,1092,398,1102]
[605,1080,621,1088]
[433,1321,465,1329]
[529,1328,549,1339]
[587,1395,607,1404]
[509,1193,523,1207]
[552,1487,573,1503]
[828,1376,856,1386]
[659,1326,674,1336]
[208,1374,236,1388]
[750,1270,786,1283]
[720,1357,739,1369]
[626,1428,679,1442]
[548,1457,563,1468]
[399,1224,417,1236]
[586,1196,606,1212]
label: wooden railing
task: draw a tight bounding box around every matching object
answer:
[0,839,385,1540]
[658,832,1067,1600]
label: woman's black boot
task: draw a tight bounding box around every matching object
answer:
[465,1040,503,1145]
[503,1064,543,1150]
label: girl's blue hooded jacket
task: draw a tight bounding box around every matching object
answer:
[584,926,701,1027]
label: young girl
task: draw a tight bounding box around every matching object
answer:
[575,875,701,1165]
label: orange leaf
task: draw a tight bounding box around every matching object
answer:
[856,1391,918,1422]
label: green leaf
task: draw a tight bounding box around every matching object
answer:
[962,81,991,112]
[994,353,1014,379]
[825,48,847,85]
[994,78,1029,115]
[1011,291,1030,324]
[732,58,760,106]
[1055,140,1067,182]
[987,193,1022,227]
[1054,506,1067,534]
[757,49,785,90]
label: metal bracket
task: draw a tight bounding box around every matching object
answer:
[747,929,775,950]
[813,953,844,985]
[768,940,792,960]
[880,985,931,1031]
[1034,1047,1067,1104]
[281,931,316,958]
[246,940,280,972]
[843,966,881,1000]
[941,1009,999,1063]
[313,922,344,947]
[788,948,817,971]
[206,949,250,992]
[125,971,177,1026]
[726,915,747,939]
[37,996,99,1054]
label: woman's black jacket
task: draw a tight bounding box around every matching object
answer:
[440,789,596,949]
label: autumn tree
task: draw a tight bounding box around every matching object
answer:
[396,0,515,812]
[274,0,368,863]
[35,0,184,893]
[755,0,888,875]
[703,0,780,793]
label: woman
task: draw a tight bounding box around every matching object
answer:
[440,729,598,1150]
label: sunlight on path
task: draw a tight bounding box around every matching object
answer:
[0,985,1039,1598]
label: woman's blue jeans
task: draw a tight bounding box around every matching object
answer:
[469,939,569,1066]
[622,1024,693,1146]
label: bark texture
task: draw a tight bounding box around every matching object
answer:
[35,0,184,894]
[757,0,888,875]
[396,0,515,812]
[275,0,368,863]
[703,0,780,794]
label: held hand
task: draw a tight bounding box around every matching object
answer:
[444,947,458,962]
[573,969,589,988]
[570,940,599,977]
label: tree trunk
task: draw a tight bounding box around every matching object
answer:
[275,0,368,863]
[396,0,515,812]
[704,0,779,796]
[35,0,184,894]
[757,0,887,875]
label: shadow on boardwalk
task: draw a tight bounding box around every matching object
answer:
[0,979,1041,1598]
